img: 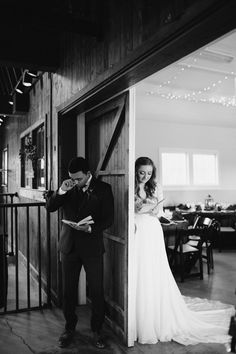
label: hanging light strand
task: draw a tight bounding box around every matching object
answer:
[145,54,236,108]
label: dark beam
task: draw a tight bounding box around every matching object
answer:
[5,68,14,92]
[12,68,19,84]
[0,0,106,70]
[0,67,10,95]
[0,95,13,115]
[0,77,7,96]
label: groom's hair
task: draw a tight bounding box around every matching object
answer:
[68,157,89,174]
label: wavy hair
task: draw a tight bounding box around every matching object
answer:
[135,157,157,198]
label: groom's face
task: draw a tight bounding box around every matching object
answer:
[69,170,90,188]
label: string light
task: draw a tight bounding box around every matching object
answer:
[145,54,236,108]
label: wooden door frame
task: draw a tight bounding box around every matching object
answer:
[57,1,236,116]
[127,87,136,346]
[56,2,236,345]
[84,93,129,342]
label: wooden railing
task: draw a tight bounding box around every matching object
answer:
[0,192,18,204]
[0,193,18,255]
[0,200,51,314]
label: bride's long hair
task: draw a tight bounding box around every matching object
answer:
[135,157,157,198]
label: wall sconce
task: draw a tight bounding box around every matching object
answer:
[15,80,24,94]
[23,71,32,87]
[8,95,13,105]
[27,70,38,78]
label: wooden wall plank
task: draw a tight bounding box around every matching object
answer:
[1,0,235,321]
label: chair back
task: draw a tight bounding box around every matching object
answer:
[202,217,213,228]
[208,219,220,240]
[193,216,213,229]
[178,227,205,249]
[192,215,201,228]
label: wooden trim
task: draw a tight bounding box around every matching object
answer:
[57,1,236,116]
[95,95,126,176]
[86,95,126,120]
[105,316,125,341]
[105,296,124,316]
[97,169,125,176]
[20,118,45,138]
[127,87,136,347]
[104,232,125,245]
[19,187,45,201]
[77,113,85,157]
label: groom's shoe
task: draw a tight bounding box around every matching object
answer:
[92,332,106,349]
[58,329,75,348]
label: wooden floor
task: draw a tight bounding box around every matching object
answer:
[0,250,235,354]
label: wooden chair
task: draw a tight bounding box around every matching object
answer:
[186,217,216,274]
[218,223,236,252]
[205,219,220,271]
[187,214,201,230]
[167,228,204,282]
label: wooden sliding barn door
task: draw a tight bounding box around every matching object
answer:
[85,93,129,342]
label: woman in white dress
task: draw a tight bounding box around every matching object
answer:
[133,156,234,346]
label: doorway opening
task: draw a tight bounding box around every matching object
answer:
[128,29,236,346]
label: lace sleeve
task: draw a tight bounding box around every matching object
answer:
[135,195,143,213]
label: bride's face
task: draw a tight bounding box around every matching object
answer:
[137,165,153,184]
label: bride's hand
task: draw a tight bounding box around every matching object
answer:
[149,206,159,216]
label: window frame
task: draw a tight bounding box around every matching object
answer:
[192,151,219,186]
[20,119,45,191]
[159,148,219,190]
[1,146,8,187]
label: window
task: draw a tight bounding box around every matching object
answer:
[193,153,218,185]
[161,149,219,188]
[35,125,45,188]
[20,123,45,189]
[161,152,189,186]
[2,147,8,186]
[21,134,32,188]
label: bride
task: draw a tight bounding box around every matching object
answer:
[133,156,234,346]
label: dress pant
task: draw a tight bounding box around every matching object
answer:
[61,249,105,333]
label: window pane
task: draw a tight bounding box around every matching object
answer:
[20,124,45,189]
[193,154,218,185]
[161,152,189,185]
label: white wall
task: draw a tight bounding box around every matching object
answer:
[135,118,236,206]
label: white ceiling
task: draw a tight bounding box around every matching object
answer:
[135,30,236,127]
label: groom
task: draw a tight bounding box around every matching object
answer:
[45,157,114,349]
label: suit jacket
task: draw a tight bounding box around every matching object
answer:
[45,177,114,256]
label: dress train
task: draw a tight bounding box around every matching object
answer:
[132,213,235,346]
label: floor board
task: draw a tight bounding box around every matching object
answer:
[0,250,235,354]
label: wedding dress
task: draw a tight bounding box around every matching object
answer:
[133,194,235,346]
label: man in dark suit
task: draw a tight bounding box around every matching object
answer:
[45,157,114,349]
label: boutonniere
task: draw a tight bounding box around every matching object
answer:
[86,187,94,200]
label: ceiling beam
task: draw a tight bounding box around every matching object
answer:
[0,76,7,96]
[0,94,12,115]
[5,68,14,92]
[0,67,10,95]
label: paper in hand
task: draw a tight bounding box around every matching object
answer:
[62,215,94,228]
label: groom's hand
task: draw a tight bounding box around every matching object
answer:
[73,224,92,233]
[60,179,76,192]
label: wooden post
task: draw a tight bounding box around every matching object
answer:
[77,112,86,305]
